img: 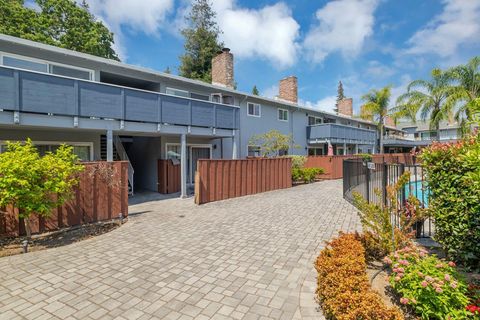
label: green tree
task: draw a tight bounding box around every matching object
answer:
[395,69,451,140]
[252,85,259,95]
[179,0,223,83]
[444,56,480,135]
[334,81,345,113]
[0,0,119,60]
[249,130,296,157]
[0,140,84,238]
[360,86,392,153]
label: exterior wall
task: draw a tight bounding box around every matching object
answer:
[0,128,101,160]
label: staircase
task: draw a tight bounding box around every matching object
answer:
[100,135,134,195]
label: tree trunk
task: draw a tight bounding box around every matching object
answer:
[23,216,31,239]
[379,122,384,154]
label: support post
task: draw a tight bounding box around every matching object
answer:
[355,144,359,154]
[180,133,187,198]
[106,130,113,162]
[343,142,347,155]
[232,130,238,159]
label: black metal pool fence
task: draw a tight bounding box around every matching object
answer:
[343,158,433,238]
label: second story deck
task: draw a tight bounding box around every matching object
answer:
[307,123,377,145]
[0,65,240,136]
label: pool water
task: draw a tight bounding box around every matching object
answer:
[404,181,429,207]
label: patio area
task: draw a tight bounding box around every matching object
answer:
[0,180,360,320]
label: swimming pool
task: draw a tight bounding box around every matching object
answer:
[404,180,429,207]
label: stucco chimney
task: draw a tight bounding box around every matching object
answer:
[212,48,234,89]
[337,98,353,117]
[278,76,298,103]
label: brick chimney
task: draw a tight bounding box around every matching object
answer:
[212,48,234,89]
[337,98,353,117]
[278,76,298,103]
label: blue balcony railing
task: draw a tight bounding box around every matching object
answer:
[0,66,239,130]
[307,123,376,145]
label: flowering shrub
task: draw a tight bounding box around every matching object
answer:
[420,133,480,268]
[466,283,480,316]
[315,233,403,320]
[386,245,471,319]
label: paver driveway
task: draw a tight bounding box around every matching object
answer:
[0,180,360,320]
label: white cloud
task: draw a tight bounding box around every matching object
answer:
[406,0,480,57]
[390,74,412,107]
[212,0,300,68]
[262,85,279,99]
[303,0,379,63]
[365,60,395,78]
[299,96,337,113]
[84,0,175,59]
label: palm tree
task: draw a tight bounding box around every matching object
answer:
[360,86,392,153]
[444,56,480,135]
[395,69,451,140]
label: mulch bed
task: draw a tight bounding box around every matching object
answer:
[0,222,121,257]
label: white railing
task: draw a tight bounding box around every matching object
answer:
[114,135,134,195]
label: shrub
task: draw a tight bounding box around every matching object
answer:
[287,155,307,169]
[315,233,403,320]
[0,139,84,237]
[292,167,324,183]
[419,133,480,268]
[359,153,373,162]
[386,244,471,319]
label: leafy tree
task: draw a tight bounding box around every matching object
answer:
[334,81,345,113]
[249,130,296,157]
[0,0,119,60]
[179,0,223,83]
[360,86,392,153]
[0,140,84,238]
[252,85,259,96]
[444,56,480,135]
[394,69,451,140]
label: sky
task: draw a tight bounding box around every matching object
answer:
[82,0,480,114]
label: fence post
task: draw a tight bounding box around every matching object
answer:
[366,164,370,203]
[382,162,388,208]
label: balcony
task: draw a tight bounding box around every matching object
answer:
[307,123,376,145]
[0,66,239,130]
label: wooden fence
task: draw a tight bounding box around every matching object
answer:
[158,160,181,194]
[0,161,129,237]
[305,153,416,180]
[195,158,292,205]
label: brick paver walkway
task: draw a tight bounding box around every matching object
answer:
[0,180,360,320]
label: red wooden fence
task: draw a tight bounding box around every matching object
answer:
[195,158,292,204]
[0,161,129,237]
[158,160,181,194]
[305,153,415,180]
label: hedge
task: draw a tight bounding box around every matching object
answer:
[315,233,403,320]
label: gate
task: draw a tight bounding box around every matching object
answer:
[343,158,433,238]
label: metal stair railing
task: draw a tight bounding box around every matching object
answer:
[113,135,134,195]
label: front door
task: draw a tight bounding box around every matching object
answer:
[189,147,211,184]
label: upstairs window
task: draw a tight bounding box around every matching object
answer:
[166,87,189,98]
[248,145,261,157]
[190,92,210,101]
[308,116,322,125]
[247,103,261,117]
[3,55,48,73]
[50,64,91,80]
[278,108,288,121]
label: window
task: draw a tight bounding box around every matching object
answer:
[50,64,91,80]
[190,92,210,101]
[308,148,324,156]
[279,149,288,156]
[308,116,322,125]
[166,144,181,160]
[0,141,92,161]
[247,103,261,117]
[248,146,261,157]
[222,95,234,105]
[3,55,48,73]
[278,109,288,121]
[166,87,189,98]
